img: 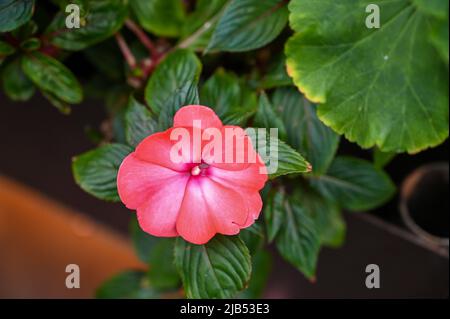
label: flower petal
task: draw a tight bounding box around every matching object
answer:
[174,105,222,129]
[239,190,263,228]
[200,178,248,234]
[208,161,268,191]
[136,174,190,237]
[117,153,184,209]
[176,179,216,245]
[134,128,191,171]
[203,126,260,171]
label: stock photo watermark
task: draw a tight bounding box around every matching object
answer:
[65,264,80,289]
[169,122,279,175]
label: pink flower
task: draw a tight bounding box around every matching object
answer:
[117,105,268,245]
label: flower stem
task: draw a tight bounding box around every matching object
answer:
[125,19,158,58]
[115,33,136,69]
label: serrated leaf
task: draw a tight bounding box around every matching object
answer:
[0,0,34,32]
[131,0,185,37]
[373,147,396,168]
[0,40,15,59]
[174,235,251,299]
[274,194,320,279]
[310,156,396,212]
[96,271,159,299]
[254,92,287,140]
[264,188,285,242]
[200,68,241,116]
[46,0,128,51]
[125,96,158,147]
[157,80,200,130]
[1,58,35,101]
[21,51,83,104]
[72,143,132,201]
[145,49,202,115]
[239,250,272,298]
[206,0,288,52]
[272,87,339,175]
[299,186,346,248]
[147,239,180,290]
[129,216,158,263]
[259,53,292,89]
[285,0,449,153]
[254,134,311,178]
[239,223,265,255]
[180,0,228,50]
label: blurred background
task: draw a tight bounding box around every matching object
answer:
[0,92,448,298]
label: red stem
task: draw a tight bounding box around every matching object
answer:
[115,33,136,69]
[125,19,159,59]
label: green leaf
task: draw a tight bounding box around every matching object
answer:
[272,87,340,175]
[147,239,180,290]
[158,80,200,130]
[259,53,293,89]
[125,96,158,147]
[129,216,158,263]
[254,134,311,179]
[1,58,35,101]
[20,37,40,51]
[145,49,202,115]
[286,0,449,153]
[429,12,449,64]
[264,188,285,242]
[180,0,228,50]
[41,90,71,114]
[174,235,251,299]
[131,0,186,37]
[412,0,449,19]
[0,0,34,32]
[310,156,396,212]
[46,0,128,51]
[72,143,132,201]
[239,250,272,298]
[254,92,287,140]
[0,40,15,59]
[274,194,320,279]
[206,0,288,52]
[83,40,124,80]
[239,223,265,255]
[21,52,83,104]
[96,271,158,299]
[200,68,241,116]
[299,186,346,248]
[373,147,396,168]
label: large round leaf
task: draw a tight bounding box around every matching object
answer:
[285,0,449,153]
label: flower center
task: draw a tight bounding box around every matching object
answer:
[190,163,209,176]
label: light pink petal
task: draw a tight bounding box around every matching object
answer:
[174,105,223,129]
[176,179,217,245]
[204,126,255,171]
[117,153,183,209]
[239,189,263,228]
[200,178,248,234]
[136,174,190,237]
[208,161,268,191]
[134,128,191,171]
